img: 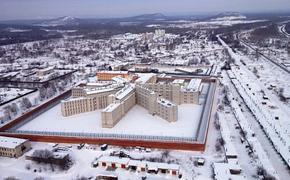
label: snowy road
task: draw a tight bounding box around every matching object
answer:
[218,35,290,179]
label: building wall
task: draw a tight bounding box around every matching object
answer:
[0,140,31,158]
[135,85,177,122]
[145,83,181,104]
[155,100,178,122]
[97,72,129,81]
[61,98,91,116]
[180,91,199,104]
[61,89,119,117]
[102,92,136,128]
[102,104,123,128]
[135,85,157,114]
[71,88,86,97]
[144,83,199,105]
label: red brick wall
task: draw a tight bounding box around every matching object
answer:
[0,90,71,132]
[0,133,205,151]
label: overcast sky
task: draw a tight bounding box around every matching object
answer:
[0,0,290,20]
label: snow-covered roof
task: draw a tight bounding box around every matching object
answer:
[115,85,135,100]
[86,82,111,87]
[98,156,130,164]
[97,156,179,170]
[172,79,185,84]
[102,103,121,113]
[37,66,54,73]
[85,87,115,95]
[98,71,128,74]
[219,113,238,158]
[0,136,28,149]
[135,73,155,84]
[154,162,180,170]
[128,160,147,167]
[184,78,201,92]
[157,98,176,107]
[84,84,123,95]
[213,163,245,180]
[112,76,129,84]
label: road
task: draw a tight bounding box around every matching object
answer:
[223,71,290,180]
[278,24,290,38]
[218,34,290,179]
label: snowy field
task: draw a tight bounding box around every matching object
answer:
[17,103,203,138]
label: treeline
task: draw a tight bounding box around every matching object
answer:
[0,25,62,46]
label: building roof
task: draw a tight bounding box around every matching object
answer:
[135,73,155,84]
[84,84,122,95]
[37,66,54,73]
[112,76,129,84]
[97,71,128,74]
[0,136,28,149]
[128,160,147,167]
[102,103,121,113]
[146,161,180,171]
[154,162,180,170]
[172,79,185,84]
[98,156,130,164]
[184,79,202,92]
[86,82,112,87]
[115,85,135,100]
[213,163,245,180]
[157,98,176,107]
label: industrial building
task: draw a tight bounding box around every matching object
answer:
[97,71,129,81]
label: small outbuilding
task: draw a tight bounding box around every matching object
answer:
[98,156,130,169]
[0,136,31,158]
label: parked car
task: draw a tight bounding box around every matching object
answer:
[101,144,108,151]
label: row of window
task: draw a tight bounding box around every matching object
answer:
[0,151,14,157]
[0,147,15,152]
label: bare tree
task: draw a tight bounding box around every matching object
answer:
[20,97,32,111]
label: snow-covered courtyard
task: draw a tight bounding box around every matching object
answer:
[17,103,203,138]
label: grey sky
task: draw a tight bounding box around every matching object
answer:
[0,0,290,20]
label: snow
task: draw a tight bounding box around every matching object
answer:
[211,15,246,21]
[115,85,134,100]
[157,98,176,107]
[219,35,290,173]
[218,113,238,158]
[5,28,32,33]
[226,89,279,179]
[168,19,267,29]
[112,76,129,84]
[135,73,155,84]
[102,103,121,112]
[98,156,130,164]
[0,141,210,179]
[213,163,246,180]
[0,88,32,104]
[184,78,201,92]
[16,103,203,138]
[0,136,28,149]
[84,84,122,95]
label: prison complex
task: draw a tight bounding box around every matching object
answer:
[61,72,202,128]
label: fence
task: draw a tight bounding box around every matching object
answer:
[5,130,197,143]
